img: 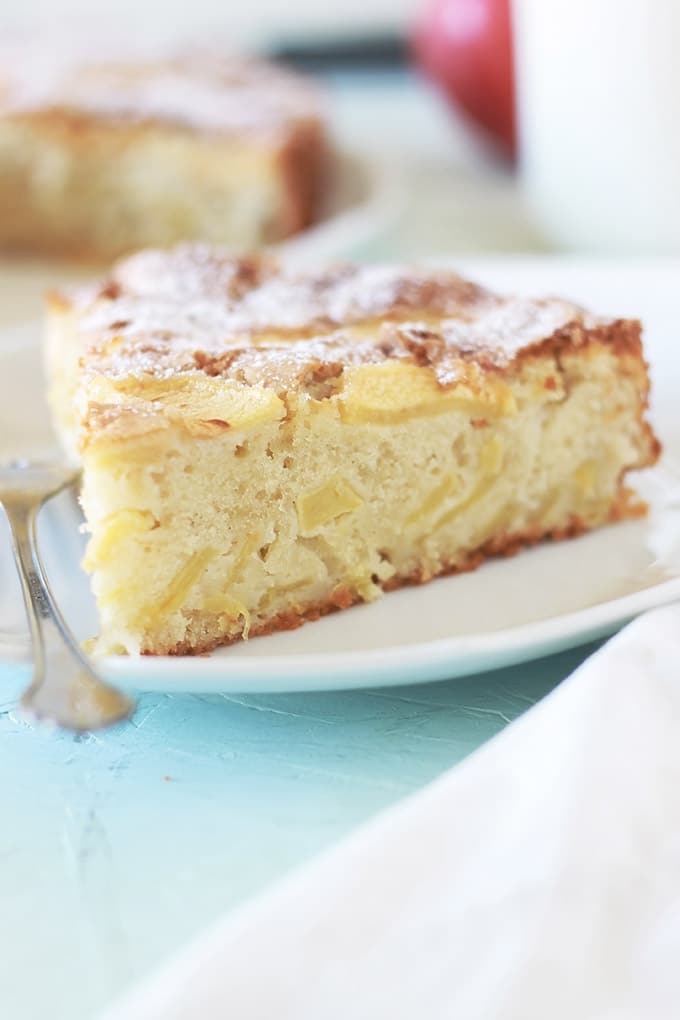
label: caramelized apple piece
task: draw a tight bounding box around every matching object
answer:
[339,362,516,425]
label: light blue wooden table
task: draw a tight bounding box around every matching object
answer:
[0,71,579,1020]
[0,644,598,1020]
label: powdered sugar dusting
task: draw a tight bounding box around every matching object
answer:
[440,296,600,362]
[64,245,616,392]
[0,45,323,137]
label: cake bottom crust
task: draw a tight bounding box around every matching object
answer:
[153,487,644,657]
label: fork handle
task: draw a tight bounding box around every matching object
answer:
[4,499,133,730]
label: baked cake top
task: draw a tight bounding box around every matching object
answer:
[56,243,640,388]
[0,46,322,139]
[51,246,649,448]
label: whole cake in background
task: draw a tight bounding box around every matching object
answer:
[46,244,660,656]
[0,43,329,259]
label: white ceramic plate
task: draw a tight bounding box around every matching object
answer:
[2,259,680,693]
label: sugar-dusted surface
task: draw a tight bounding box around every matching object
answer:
[0,46,323,140]
[60,245,619,397]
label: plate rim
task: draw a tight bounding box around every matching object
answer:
[98,574,680,691]
[6,572,678,692]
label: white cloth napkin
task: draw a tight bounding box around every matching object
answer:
[100,605,680,1020]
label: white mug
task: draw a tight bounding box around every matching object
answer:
[513,0,680,253]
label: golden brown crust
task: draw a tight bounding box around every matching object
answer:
[51,248,661,474]
[57,247,648,397]
[152,486,644,656]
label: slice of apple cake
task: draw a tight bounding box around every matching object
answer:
[45,245,660,655]
[0,45,328,259]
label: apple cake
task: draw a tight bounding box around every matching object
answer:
[45,245,660,655]
[0,46,327,259]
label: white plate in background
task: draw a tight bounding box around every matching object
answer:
[1,259,679,693]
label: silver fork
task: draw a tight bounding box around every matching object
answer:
[0,459,134,730]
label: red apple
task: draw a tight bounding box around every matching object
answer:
[412,0,516,158]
